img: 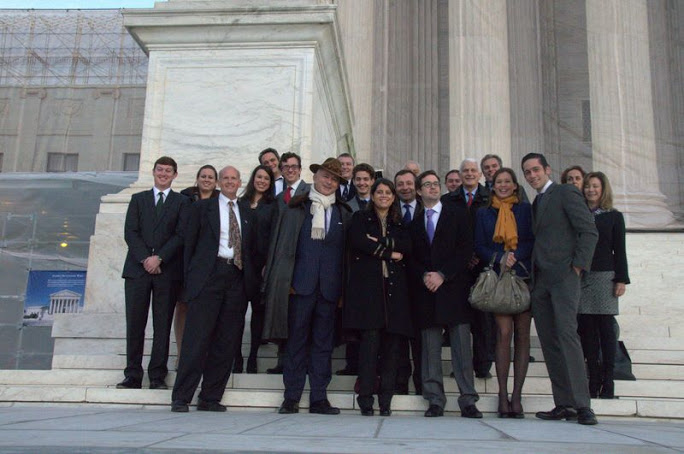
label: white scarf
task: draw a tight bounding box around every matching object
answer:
[309,186,336,240]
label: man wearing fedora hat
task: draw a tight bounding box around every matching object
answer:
[263,157,353,415]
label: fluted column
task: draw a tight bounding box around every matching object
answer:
[448,0,511,166]
[586,0,677,228]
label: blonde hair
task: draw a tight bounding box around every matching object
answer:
[584,171,613,210]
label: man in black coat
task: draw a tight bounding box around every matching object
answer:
[171,166,259,412]
[441,158,494,379]
[409,170,481,419]
[118,156,189,390]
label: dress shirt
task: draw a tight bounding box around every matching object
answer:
[402,199,418,220]
[284,179,303,195]
[217,193,242,259]
[274,176,284,196]
[538,179,553,195]
[153,186,171,204]
[462,186,479,202]
[423,201,442,230]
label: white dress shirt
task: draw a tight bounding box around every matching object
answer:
[153,186,171,204]
[217,193,242,259]
[424,201,442,230]
[274,176,284,196]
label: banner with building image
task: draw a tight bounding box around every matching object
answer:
[23,270,86,326]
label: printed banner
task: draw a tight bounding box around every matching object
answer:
[23,270,86,326]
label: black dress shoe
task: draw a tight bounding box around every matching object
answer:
[149,380,168,390]
[360,407,374,416]
[171,400,189,412]
[424,404,444,417]
[535,406,578,421]
[379,408,392,417]
[266,365,283,374]
[335,367,358,376]
[197,400,227,412]
[116,378,141,389]
[278,398,299,414]
[577,407,598,425]
[461,405,483,419]
[309,399,340,415]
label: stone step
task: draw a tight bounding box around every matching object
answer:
[1,384,681,418]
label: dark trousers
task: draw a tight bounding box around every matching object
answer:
[357,329,400,410]
[395,330,422,394]
[471,308,494,375]
[577,314,617,392]
[531,270,590,409]
[172,260,247,404]
[124,273,178,383]
[234,298,265,364]
[343,341,360,372]
[283,291,336,403]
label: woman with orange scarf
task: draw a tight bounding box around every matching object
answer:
[474,168,534,418]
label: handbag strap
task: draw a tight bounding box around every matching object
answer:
[500,251,530,277]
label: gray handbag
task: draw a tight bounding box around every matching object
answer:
[469,252,531,315]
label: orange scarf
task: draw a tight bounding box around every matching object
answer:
[491,195,519,251]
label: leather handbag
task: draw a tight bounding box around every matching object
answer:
[469,253,531,315]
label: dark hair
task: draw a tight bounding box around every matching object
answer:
[279,152,301,168]
[394,168,416,183]
[154,156,177,173]
[368,178,401,224]
[488,167,522,205]
[258,147,280,164]
[444,169,460,181]
[417,170,439,187]
[480,154,502,170]
[353,163,375,179]
[338,152,355,163]
[561,165,586,184]
[521,152,549,170]
[241,165,275,205]
[195,164,217,181]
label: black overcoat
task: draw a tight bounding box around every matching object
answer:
[408,202,474,328]
[344,210,413,338]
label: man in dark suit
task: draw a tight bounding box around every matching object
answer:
[336,152,356,201]
[171,166,258,412]
[118,156,189,390]
[441,158,493,379]
[263,158,353,415]
[409,170,482,419]
[521,152,599,425]
[394,169,423,395]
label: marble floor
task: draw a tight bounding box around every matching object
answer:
[0,404,683,453]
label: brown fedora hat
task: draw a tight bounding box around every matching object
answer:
[309,157,344,182]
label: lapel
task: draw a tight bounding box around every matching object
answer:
[238,201,250,246]
[534,182,556,230]
[208,197,220,241]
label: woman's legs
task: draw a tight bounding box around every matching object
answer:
[494,314,513,414]
[357,329,381,412]
[597,314,617,398]
[247,300,265,373]
[578,314,601,397]
[378,332,400,411]
[510,310,531,414]
[173,301,188,370]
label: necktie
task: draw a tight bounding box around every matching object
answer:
[284,186,292,204]
[467,192,473,207]
[358,198,368,210]
[228,201,243,270]
[403,203,412,224]
[426,208,435,244]
[533,192,543,216]
[342,184,349,199]
[155,192,164,217]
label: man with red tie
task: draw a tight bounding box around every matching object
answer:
[277,152,310,208]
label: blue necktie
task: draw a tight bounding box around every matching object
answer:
[426,209,435,244]
[403,203,412,224]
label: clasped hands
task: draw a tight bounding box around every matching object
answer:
[143,255,162,274]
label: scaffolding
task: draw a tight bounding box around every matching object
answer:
[0,9,148,87]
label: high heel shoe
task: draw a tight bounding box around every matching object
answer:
[497,397,511,418]
[509,398,525,418]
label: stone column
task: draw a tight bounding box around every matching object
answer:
[51,0,355,370]
[87,88,120,171]
[448,0,511,167]
[586,0,678,228]
[15,88,46,172]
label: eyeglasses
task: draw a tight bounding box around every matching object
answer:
[280,165,300,171]
[420,181,441,189]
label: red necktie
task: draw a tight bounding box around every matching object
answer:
[284,186,292,203]
[467,192,473,207]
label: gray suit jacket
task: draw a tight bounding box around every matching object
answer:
[531,182,598,282]
[275,181,310,212]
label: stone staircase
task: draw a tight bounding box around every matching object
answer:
[0,232,682,418]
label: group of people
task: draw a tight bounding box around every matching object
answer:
[117,147,629,426]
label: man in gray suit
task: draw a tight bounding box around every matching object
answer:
[521,152,599,425]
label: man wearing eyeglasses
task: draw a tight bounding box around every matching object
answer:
[277,152,311,210]
[408,170,481,419]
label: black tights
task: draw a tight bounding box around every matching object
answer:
[494,311,531,413]
[577,314,617,396]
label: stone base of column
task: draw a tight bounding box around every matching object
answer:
[615,192,682,230]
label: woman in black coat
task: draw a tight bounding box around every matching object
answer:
[345,178,412,416]
[234,164,277,373]
[578,171,630,399]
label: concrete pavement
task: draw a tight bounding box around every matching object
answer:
[0,403,683,453]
